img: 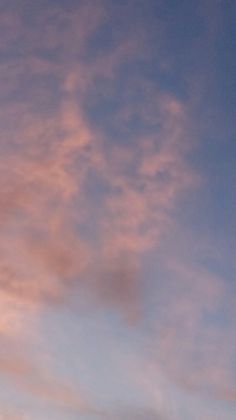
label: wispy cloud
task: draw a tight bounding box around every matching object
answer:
[1,1,234,417]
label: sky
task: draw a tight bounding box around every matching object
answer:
[0,0,236,419]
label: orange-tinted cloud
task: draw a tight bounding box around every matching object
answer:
[0,81,195,314]
[0,1,205,414]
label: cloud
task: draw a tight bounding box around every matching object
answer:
[0,336,96,414]
[104,406,168,420]
[0,73,194,316]
[147,250,236,403]
[0,0,205,414]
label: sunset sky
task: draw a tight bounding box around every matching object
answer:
[0,0,236,419]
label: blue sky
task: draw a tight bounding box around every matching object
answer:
[0,0,235,419]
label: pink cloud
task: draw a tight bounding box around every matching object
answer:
[0,342,94,413]
[0,2,206,413]
[149,256,236,402]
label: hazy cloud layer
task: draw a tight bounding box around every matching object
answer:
[0,0,235,418]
